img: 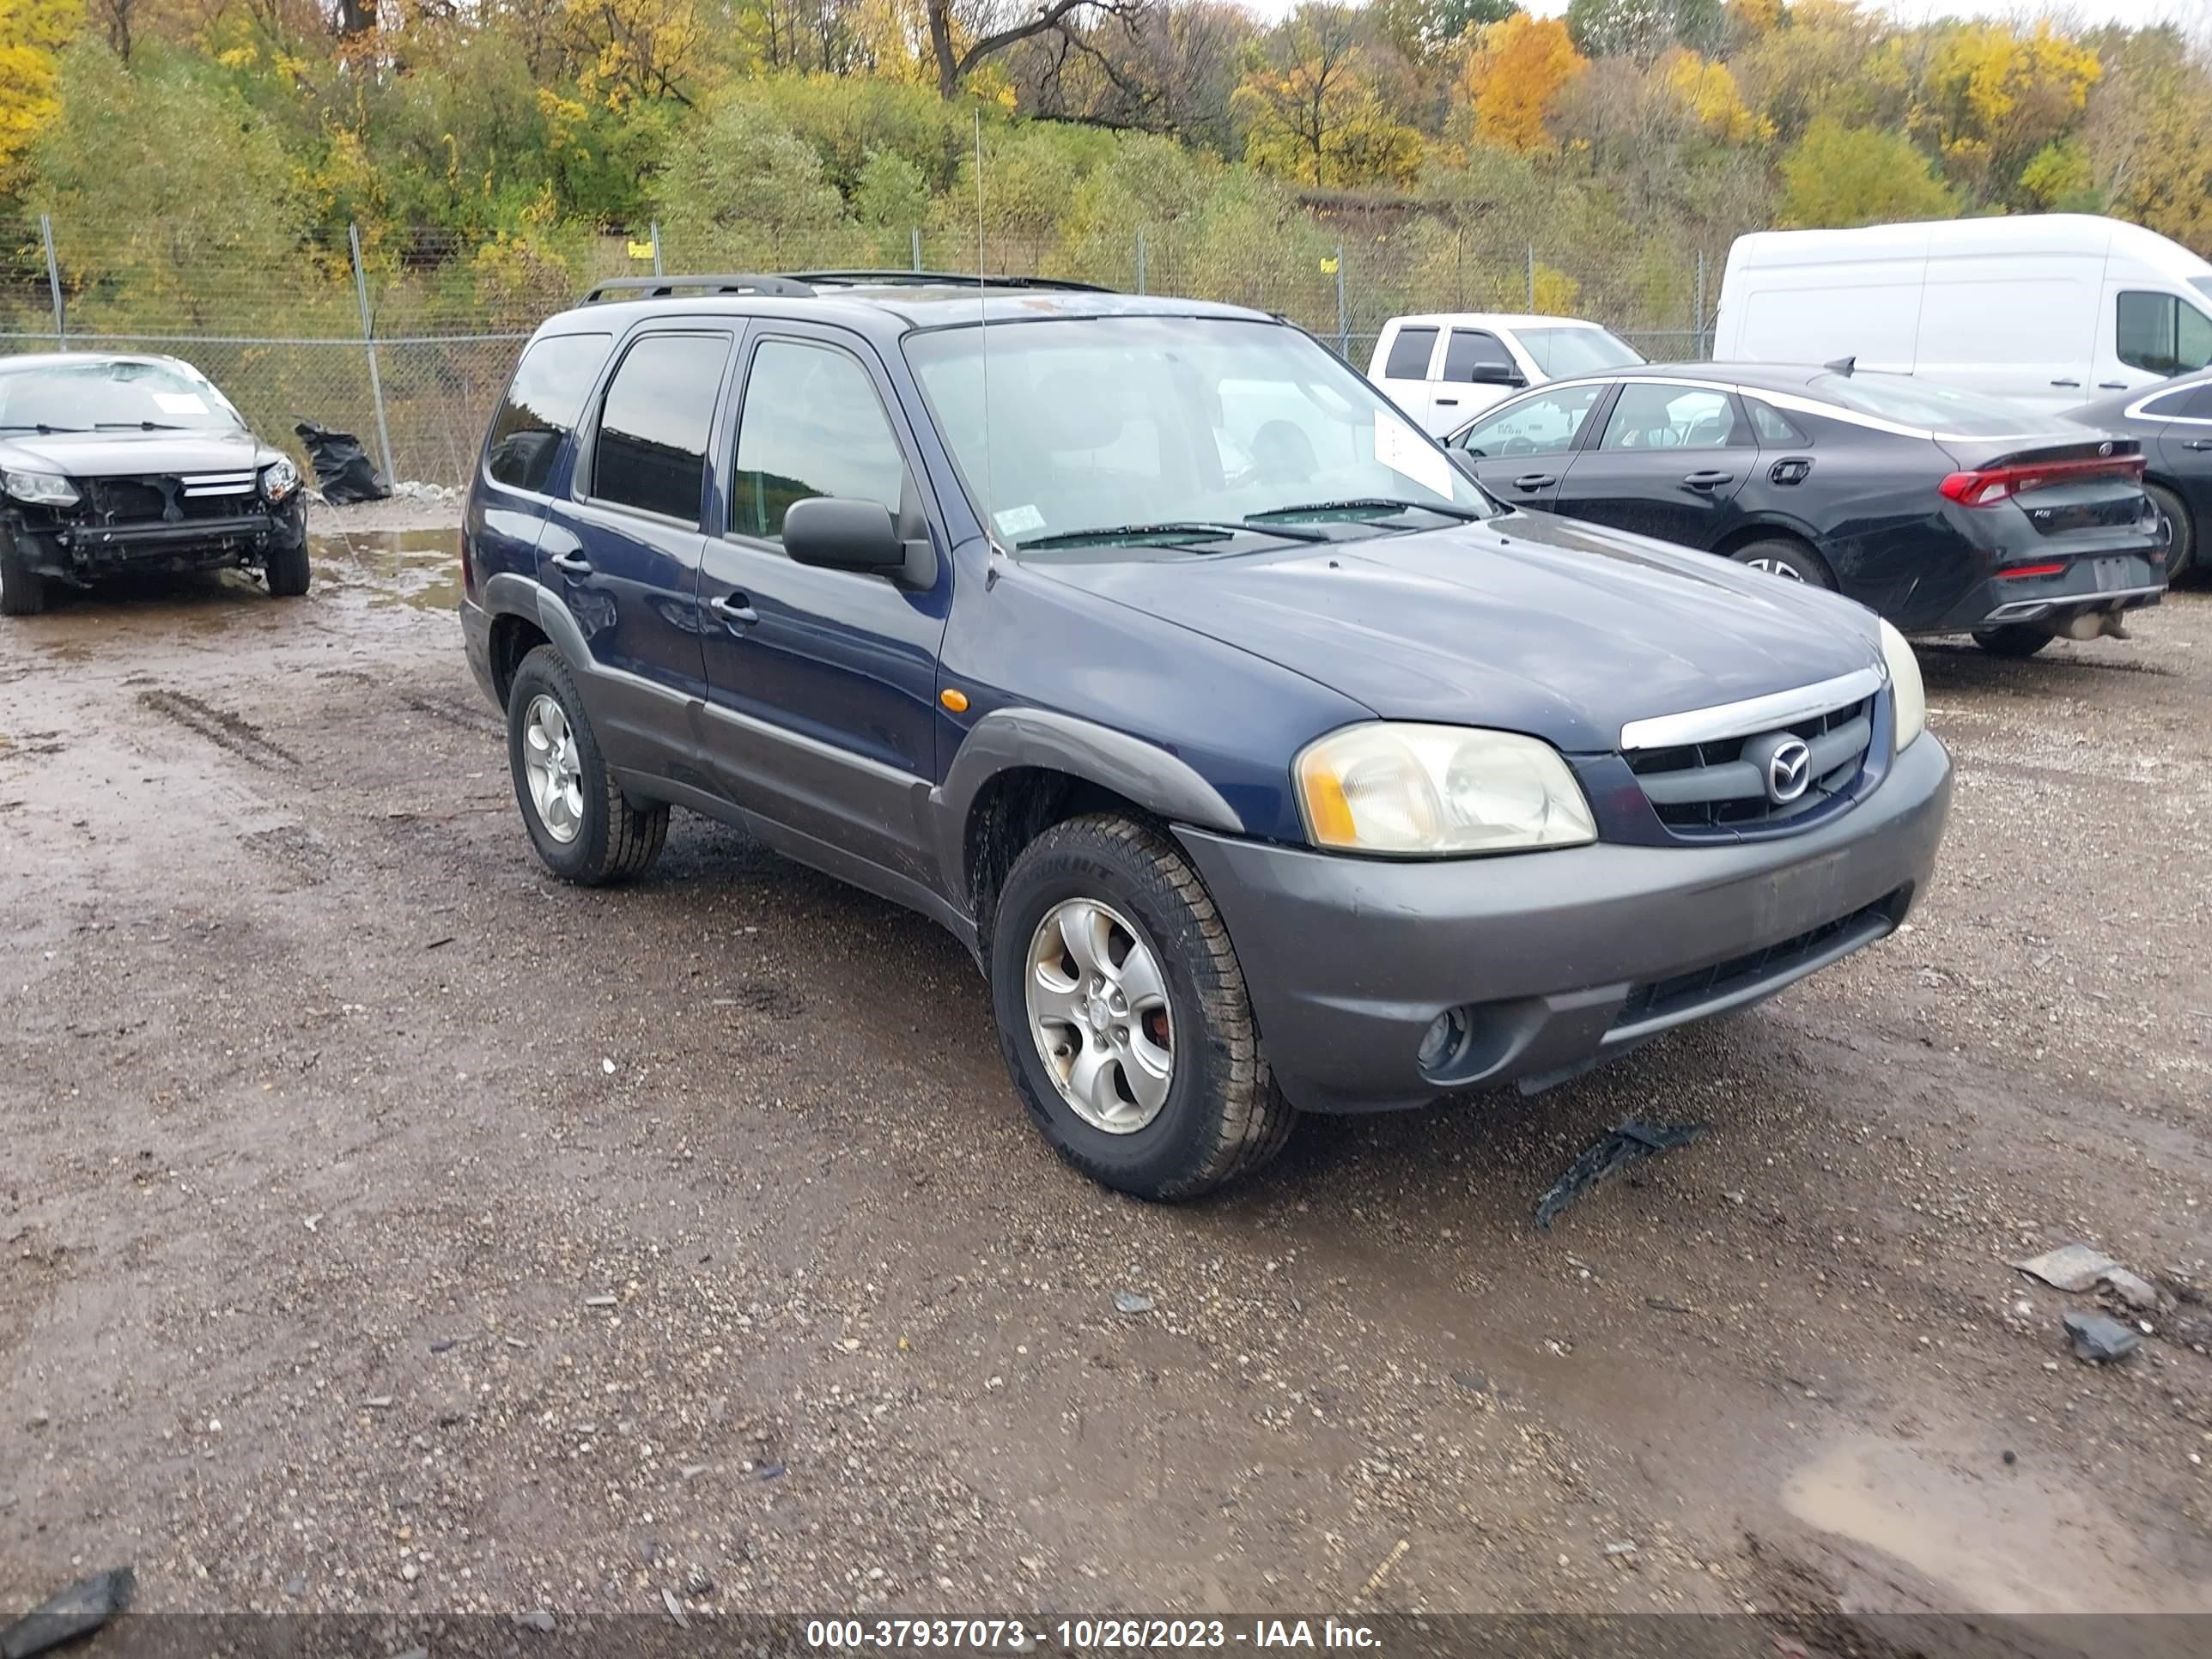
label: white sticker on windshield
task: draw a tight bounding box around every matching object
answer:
[994,504,1045,537]
[153,392,209,416]
[1373,409,1455,502]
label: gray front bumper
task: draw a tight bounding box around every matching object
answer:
[1176,732,1953,1113]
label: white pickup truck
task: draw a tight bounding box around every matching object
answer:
[1367,313,1645,436]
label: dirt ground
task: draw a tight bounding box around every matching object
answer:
[3,514,2209,1646]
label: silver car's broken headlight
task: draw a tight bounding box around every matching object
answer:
[3,468,78,507]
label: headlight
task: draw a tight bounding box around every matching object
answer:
[1880,619,1926,752]
[1295,723,1596,855]
[3,468,78,507]
[260,456,301,503]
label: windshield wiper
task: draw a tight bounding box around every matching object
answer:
[95,421,188,431]
[1018,520,1327,551]
[0,422,88,434]
[1247,497,1488,525]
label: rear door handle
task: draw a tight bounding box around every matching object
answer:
[1681,469,1734,490]
[1512,472,1557,490]
[548,551,591,576]
[2186,440,2212,452]
[2098,381,2127,390]
[711,592,758,627]
[1435,397,1459,407]
[2050,378,2082,388]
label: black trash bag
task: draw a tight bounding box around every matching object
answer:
[295,420,390,504]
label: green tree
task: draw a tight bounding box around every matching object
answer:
[1565,0,1723,64]
[1778,118,1954,228]
[653,97,854,264]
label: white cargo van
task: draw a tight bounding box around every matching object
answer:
[1366,313,1644,435]
[1713,214,2212,416]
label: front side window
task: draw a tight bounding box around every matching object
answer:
[904,315,1493,552]
[591,332,729,522]
[731,340,908,542]
[0,358,246,434]
[1455,384,1606,458]
[2117,291,2212,378]
[1440,330,1514,383]
[1382,326,1438,380]
[1599,384,1746,451]
[487,332,611,492]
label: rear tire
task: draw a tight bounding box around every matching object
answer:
[1972,624,2054,659]
[989,812,1297,1201]
[1729,538,1833,588]
[0,530,46,617]
[506,644,668,884]
[2145,480,2193,583]
[264,537,312,599]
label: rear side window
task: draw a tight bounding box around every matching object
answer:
[1382,326,1437,380]
[1806,372,2036,435]
[1747,399,1809,445]
[592,332,730,521]
[2117,291,2212,379]
[730,339,908,543]
[1600,384,1747,451]
[484,332,611,492]
[1440,330,1514,382]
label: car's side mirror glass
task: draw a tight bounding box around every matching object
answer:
[1468,364,1525,387]
[784,497,905,574]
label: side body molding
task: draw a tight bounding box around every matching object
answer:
[932,708,1247,914]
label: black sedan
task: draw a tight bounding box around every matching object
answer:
[2063,370,2212,583]
[1444,363,2166,657]
[0,353,308,617]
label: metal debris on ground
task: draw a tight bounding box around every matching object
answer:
[2099,1267,2160,1311]
[514,1609,556,1633]
[0,1566,134,1659]
[2012,1243,2118,1291]
[1112,1291,1155,1316]
[1533,1121,1708,1231]
[2063,1310,2142,1364]
[661,1586,691,1630]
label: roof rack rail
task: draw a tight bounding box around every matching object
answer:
[581,273,817,303]
[795,270,1115,295]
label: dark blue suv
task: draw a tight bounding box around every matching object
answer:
[460,272,1954,1200]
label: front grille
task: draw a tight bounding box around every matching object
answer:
[87,474,260,525]
[1627,695,1873,836]
[1613,893,1902,1030]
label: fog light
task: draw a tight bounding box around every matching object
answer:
[1417,1007,1473,1077]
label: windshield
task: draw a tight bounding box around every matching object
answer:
[0,359,246,433]
[1806,372,2040,434]
[1518,326,1644,379]
[903,315,1494,551]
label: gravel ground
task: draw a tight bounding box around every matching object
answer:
[3,518,2209,1643]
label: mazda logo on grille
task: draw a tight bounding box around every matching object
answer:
[1765,738,1813,804]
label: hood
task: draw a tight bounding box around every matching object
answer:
[1036,512,1885,754]
[0,428,272,478]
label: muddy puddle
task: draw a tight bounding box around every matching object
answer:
[310,526,460,611]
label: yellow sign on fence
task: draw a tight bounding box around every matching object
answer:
[1319,256,1339,275]
[627,241,655,261]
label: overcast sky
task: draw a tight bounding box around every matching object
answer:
[1234,0,2209,28]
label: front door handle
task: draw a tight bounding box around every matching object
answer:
[2051,378,2082,388]
[1435,397,1459,407]
[1681,469,1734,490]
[2186,440,2212,452]
[711,592,759,627]
[548,551,591,576]
[1512,472,1558,490]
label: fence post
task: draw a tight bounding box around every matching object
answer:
[1135,229,1146,295]
[1527,244,1536,313]
[39,214,64,348]
[1455,225,1465,313]
[348,223,397,488]
[650,221,664,277]
[911,227,922,274]
[1694,248,1707,358]
[1334,245,1347,356]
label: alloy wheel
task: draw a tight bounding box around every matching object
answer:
[521,694,585,844]
[1024,897,1176,1133]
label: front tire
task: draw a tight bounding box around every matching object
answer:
[264,536,311,598]
[0,530,46,617]
[2145,481,2194,583]
[989,812,1297,1201]
[506,645,668,884]
[1973,624,2054,659]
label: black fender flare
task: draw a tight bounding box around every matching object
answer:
[932,708,1244,913]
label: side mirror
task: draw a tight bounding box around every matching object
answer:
[1447,448,1483,482]
[784,497,905,573]
[1467,363,1526,387]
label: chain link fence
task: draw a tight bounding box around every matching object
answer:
[0,213,1717,489]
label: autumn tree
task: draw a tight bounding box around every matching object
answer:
[0,0,80,180]
[1231,4,1425,189]
[1914,21,2100,202]
[1565,0,1723,65]
[1779,117,1954,228]
[1659,46,1767,144]
[1458,12,1584,154]
[923,0,1149,100]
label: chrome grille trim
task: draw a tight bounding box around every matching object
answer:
[1619,665,1885,752]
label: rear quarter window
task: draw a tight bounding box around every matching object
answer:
[486,333,613,492]
[1805,373,2038,436]
[1382,327,1438,380]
